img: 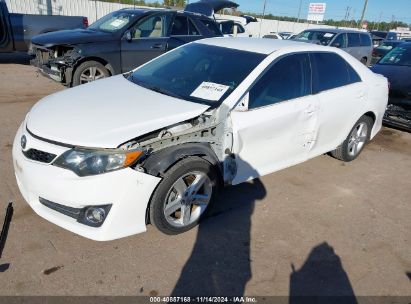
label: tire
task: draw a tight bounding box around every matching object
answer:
[72,60,110,87]
[331,115,373,162]
[149,156,219,235]
[360,57,368,65]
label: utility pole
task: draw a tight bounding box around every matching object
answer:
[359,0,368,29]
[343,6,350,28]
[293,0,303,33]
[296,0,303,23]
[259,0,267,38]
[375,12,382,30]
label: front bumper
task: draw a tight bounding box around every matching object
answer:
[12,123,161,241]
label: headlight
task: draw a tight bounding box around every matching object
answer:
[53,148,144,177]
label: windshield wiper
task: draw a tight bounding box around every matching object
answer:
[134,80,183,99]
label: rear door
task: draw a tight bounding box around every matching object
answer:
[166,14,202,51]
[346,33,361,59]
[120,12,174,72]
[230,53,320,184]
[359,33,373,63]
[308,52,367,157]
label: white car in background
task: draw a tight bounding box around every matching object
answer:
[262,32,283,40]
[13,38,388,241]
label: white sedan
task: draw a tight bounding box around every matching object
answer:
[13,38,388,241]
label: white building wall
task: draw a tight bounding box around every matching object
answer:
[6,0,354,36]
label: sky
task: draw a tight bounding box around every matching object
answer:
[228,0,411,24]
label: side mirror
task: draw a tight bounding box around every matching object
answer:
[332,42,341,48]
[234,92,249,112]
[124,30,132,42]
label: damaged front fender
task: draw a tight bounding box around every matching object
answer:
[30,44,82,85]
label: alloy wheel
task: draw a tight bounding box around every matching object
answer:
[347,122,368,157]
[163,171,212,228]
[79,66,106,84]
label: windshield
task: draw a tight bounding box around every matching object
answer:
[379,45,411,66]
[295,30,336,45]
[89,11,138,32]
[128,43,266,107]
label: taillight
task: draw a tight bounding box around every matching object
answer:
[83,17,89,28]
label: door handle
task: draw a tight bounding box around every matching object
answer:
[151,43,163,49]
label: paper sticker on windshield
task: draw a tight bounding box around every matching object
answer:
[190,82,230,101]
[323,33,334,38]
[110,19,126,28]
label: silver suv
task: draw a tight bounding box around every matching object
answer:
[295,29,373,65]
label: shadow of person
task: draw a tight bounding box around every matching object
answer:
[289,242,357,304]
[171,159,266,296]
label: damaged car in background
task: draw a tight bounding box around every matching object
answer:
[13,38,388,241]
[28,4,226,87]
[371,42,411,132]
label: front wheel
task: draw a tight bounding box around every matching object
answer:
[72,60,110,87]
[330,115,373,162]
[149,157,219,235]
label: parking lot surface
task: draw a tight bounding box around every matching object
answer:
[0,54,410,297]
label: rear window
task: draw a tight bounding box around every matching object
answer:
[360,34,372,46]
[200,19,222,36]
[347,33,361,47]
[311,52,361,93]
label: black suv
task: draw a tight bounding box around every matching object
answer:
[30,8,222,86]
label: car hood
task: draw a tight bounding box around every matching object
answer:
[26,76,210,148]
[31,29,116,47]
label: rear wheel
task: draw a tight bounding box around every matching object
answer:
[149,157,219,235]
[72,60,110,87]
[331,115,373,162]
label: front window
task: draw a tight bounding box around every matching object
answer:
[379,45,411,66]
[88,11,138,33]
[295,30,336,45]
[130,13,173,38]
[128,43,266,107]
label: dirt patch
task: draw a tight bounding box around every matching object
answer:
[368,127,411,154]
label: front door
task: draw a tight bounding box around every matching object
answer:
[230,53,319,185]
[121,12,174,72]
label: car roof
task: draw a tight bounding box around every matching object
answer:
[302,28,369,35]
[120,8,164,13]
[119,7,212,19]
[195,37,331,54]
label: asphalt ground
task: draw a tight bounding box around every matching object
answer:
[0,54,410,298]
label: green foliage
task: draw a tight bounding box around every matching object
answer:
[163,0,186,7]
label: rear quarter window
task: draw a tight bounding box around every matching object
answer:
[311,52,361,93]
[200,19,222,36]
[360,34,372,46]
